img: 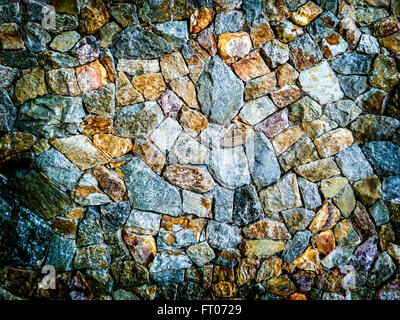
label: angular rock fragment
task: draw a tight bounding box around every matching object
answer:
[206,221,242,251]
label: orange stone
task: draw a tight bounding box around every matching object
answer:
[212,281,238,298]
[309,201,341,234]
[213,265,235,282]
[76,60,108,92]
[272,126,304,156]
[276,63,299,86]
[79,0,109,35]
[232,50,270,82]
[270,85,301,108]
[80,115,112,136]
[290,1,323,26]
[179,106,208,136]
[122,229,157,267]
[315,230,336,256]
[91,166,126,202]
[287,293,307,300]
[131,73,166,101]
[244,72,277,100]
[190,6,215,34]
[293,247,323,274]
[250,20,275,48]
[92,134,133,158]
[217,32,252,65]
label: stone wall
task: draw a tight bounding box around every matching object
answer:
[0,0,400,300]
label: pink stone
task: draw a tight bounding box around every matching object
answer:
[256,109,289,138]
[157,89,185,118]
[76,60,108,92]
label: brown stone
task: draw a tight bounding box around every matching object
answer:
[14,67,48,104]
[235,258,260,286]
[240,239,285,259]
[190,7,215,34]
[315,230,335,256]
[163,164,213,193]
[182,40,210,83]
[242,219,291,240]
[275,21,304,43]
[213,265,235,282]
[313,128,354,158]
[295,158,341,182]
[255,108,289,138]
[287,293,307,300]
[132,139,165,175]
[115,72,144,107]
[212,281,238,298]
[92,134,133,158]
[76,60,108,93]
[217,32,252,65]
[50,135,110,170]
[380,31,400,53]
[196,27,217,56]
[160,52,189,83]
[79,0,109,35]
[267,275,297,297]
[169,76,199,109]
[244,72,277,100]
[100,52,116,83]
[361,88,389,115]
[232,50,270,82]
[0,132,36,159]
[270,85,301,108]
[81,115,112,136]
[272,126,304,156]
[373,16,399,38]
[339,17,362,50]
[353,175,382,206]
[131,73,165,101]
[309,201,341,234]
[293,247,322,274]
[380,223,396,251]
[91,166,126,202]
[250,20,275,48]
[351,201,377,241]
[290,2,323,26]
[51,217,78,237]
[179,106,208,137]
[276,63,299,86]
[0,23,24,50]
[122,229,157,267]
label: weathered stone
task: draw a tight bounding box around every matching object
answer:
[295,158,341,182]
[306,11,339,41]
[244,73,277,100]
[282,230,311,263]
[114,102,163,139]
[157,90,184,118]
[246,132,281,188]
[351,202,377,241]
[324,100,362,127]
[125,209,161,237]
[1,49,38,69]
[357,34,380,56]
[76,60,108,93]
[45,234,76,271]
[0,23,24,50]
[293,247,322,274]
[169,131,208,164]
[179,106,208,137]
[182,40,210,84]
[155,21,189,48]
[331,53,373,76]
[309,201,341,234]
[289,34,323,71]
[321,32,349,59]
[111,25,174,59]
[117,59,159,77]
[0,132,35,160]
[369,200,390,227]
[149,118,182,155]
[255,108,289,138]
[100,201,130,233]
[109,3,138,27]
[321,176,346,198]
[35,148,82,191]
[355,7,389,27]
[122,230,157,267]
[206,146,250,189]
[282,208,316,234]
[232,50,270,82]
[380,31,400,53]
[261,39,289,69]
[334,220,361,246]
[170,76,199,110]
[275,20,304,43]
[50,135,110,170]
[50,31,80,52]
[353,175,382,207]
[350,115,400,143]
[115,72,144,107]
[0,65,18,90]
[111,260,149,288]
[267,275,296,297]
[212,281,238,298]
[213,185,234,224]
[369,54,400,93]
[250,18,274,48]
[338,75,368,100]
[314,128,353,158]
[199,123,224,149]
[182,190,212,218]
[303,116,337,140]
[239,96,276,126]
[217,32,252,65]
[74,172,112,206]
[47,68,80,96]
[361,141,400,176]
[81,115,112,136]
[289,96,322,125]
[99,22,122,48]
[186,242,215,267]
[276,63,299,86]
[260,173,302,215]
[270,85,301,108]
[190,7,214,34]
[79,0,109,35]
[243,219,290,240]
[299,61,344,105]
[72,36,100,65]
[131,73,165,101]
[367,252,395,287]
[15,67,48,104]
[215,10,244,35]
[255,257,282,283]
[92,166,126,203]
[160,52,189,83]
[315,230,335,256]
[132,138,165,175]
[206,221,242,251]
[333,183,356,217]
[290,2,323,26]
[382,176,400,203]
[196,27,217,57]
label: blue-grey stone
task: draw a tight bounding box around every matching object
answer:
[297,177,322,210]
[8,169,75,221]
[314,0,337,14]
[0,65,18,89]
[17,95,85,138]
[335,143,374,181]
[324,99,362,127]
[151,270,185,286]
[0,88,16,132]
[382,176,400,204]
[0,3,20,23]
[37,50,79,71]
[368,252,396,287]
[35,148,82,191]
[214,185,234,223]
[1,50,38,69]
[111,25,175,59]
[282,230,311,263]
[322,246,356,269]
[246,132,281,189]
[206,221,242,251]
[100,202,131,233]
[351,235,379,272]
[331,53,373,75]
[289,34,323,71]
[150,252,192,273]
[361,141,400,176]
[355,7,389,27]
[233,185,263,227]
[338,75,369,100]
[10,208,52,269]
[125,209,162,235]
[77,206,104,247]
[284,0,307,11]
[215,10,244,34]
[122,158,182,217]
[306,11,339,41]
[45,234,76,271]
[243,0,262,22]
[155,21,189,48]
[20,22,51,53]
[368,200,390,227]
[198,55,244,125]
[357,34,380,55]
[85,269,114,296]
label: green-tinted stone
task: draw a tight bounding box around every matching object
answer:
[50,31,80,52]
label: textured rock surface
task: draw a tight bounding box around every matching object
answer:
[1,0,400,302]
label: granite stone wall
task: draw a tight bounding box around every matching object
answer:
[0,0,400,300]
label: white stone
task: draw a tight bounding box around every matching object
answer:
[169,131,208,164]
[239,96,277,126]
[182,190,212,218]
[150,117,182,155]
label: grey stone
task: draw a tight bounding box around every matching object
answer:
[357,34,380,55]
[306,11,339,41]
[77,206,104,247]
[246,132,281,188]
[368,200,390,227]
[289,96,322,124]
[150,117,182,154]
[314,0,337,13]
[150,252,192,273]
[335,143,374,181]
[100,202,131,233]
[214,185,234,223]
[324,99,362,127]
[111,260,149,287]
[151,270,185,286]
[37,51,79,71]
[72,36,100,65]
[215,10,244,34]
[20,22,51,53]
[0,88,16,132]
[206,221,242,251]
[281,208,315,234]
[35,148,82,191]
[361,141,400,176]
[74,244,111,269]
[367,252,395,287]
[155,21,189,48]
[45,234,76,271]
[0,3,20,24]
[355,7,389,27]
[182,190,212,218]
[322,246,356,269]
[82,83,115,117]
[122,158,182,217]
[109,3,138,27]
[382,176,400,203]
[233,185,263,227]
[111,25,174,59]
[338,75,369,100]
[199,123,225,149]
[289,34,323,71]
[125,209,162,236]
[198,56,244,124]
[206,146,251,189]
[261,39,289,69]
[284,0,307,11]
[331,53,373,75]
[243,0,262,21]
[0,65,18,89]
[297,177,322,210]
[17,95,85,138]
[186,242,215,267]
[239,96,276,126]
[169,132,209,165]
[282,230,311,263]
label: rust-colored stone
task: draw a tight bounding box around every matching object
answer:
[92,134,133,158]
[190,7,215,34]
[76,60,108,92]
[232,50,270,82]
[92,166,126,202]
[131,73,165,101]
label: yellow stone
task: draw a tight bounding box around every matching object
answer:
[131,73,165,101]
[217,32,252,65]
[272,126,304,156]
[14,67,48,104]
[293,247,322,274]
[179,106,208,136]
[290,1,323,26]
[314,128,354,158]
[81,115,112,136]
[0,23,24,50]
[92,134,133,158]
[190,6,215,34]
[212,281,238,298]
[116,72,144,107]
[309,201,341,234]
